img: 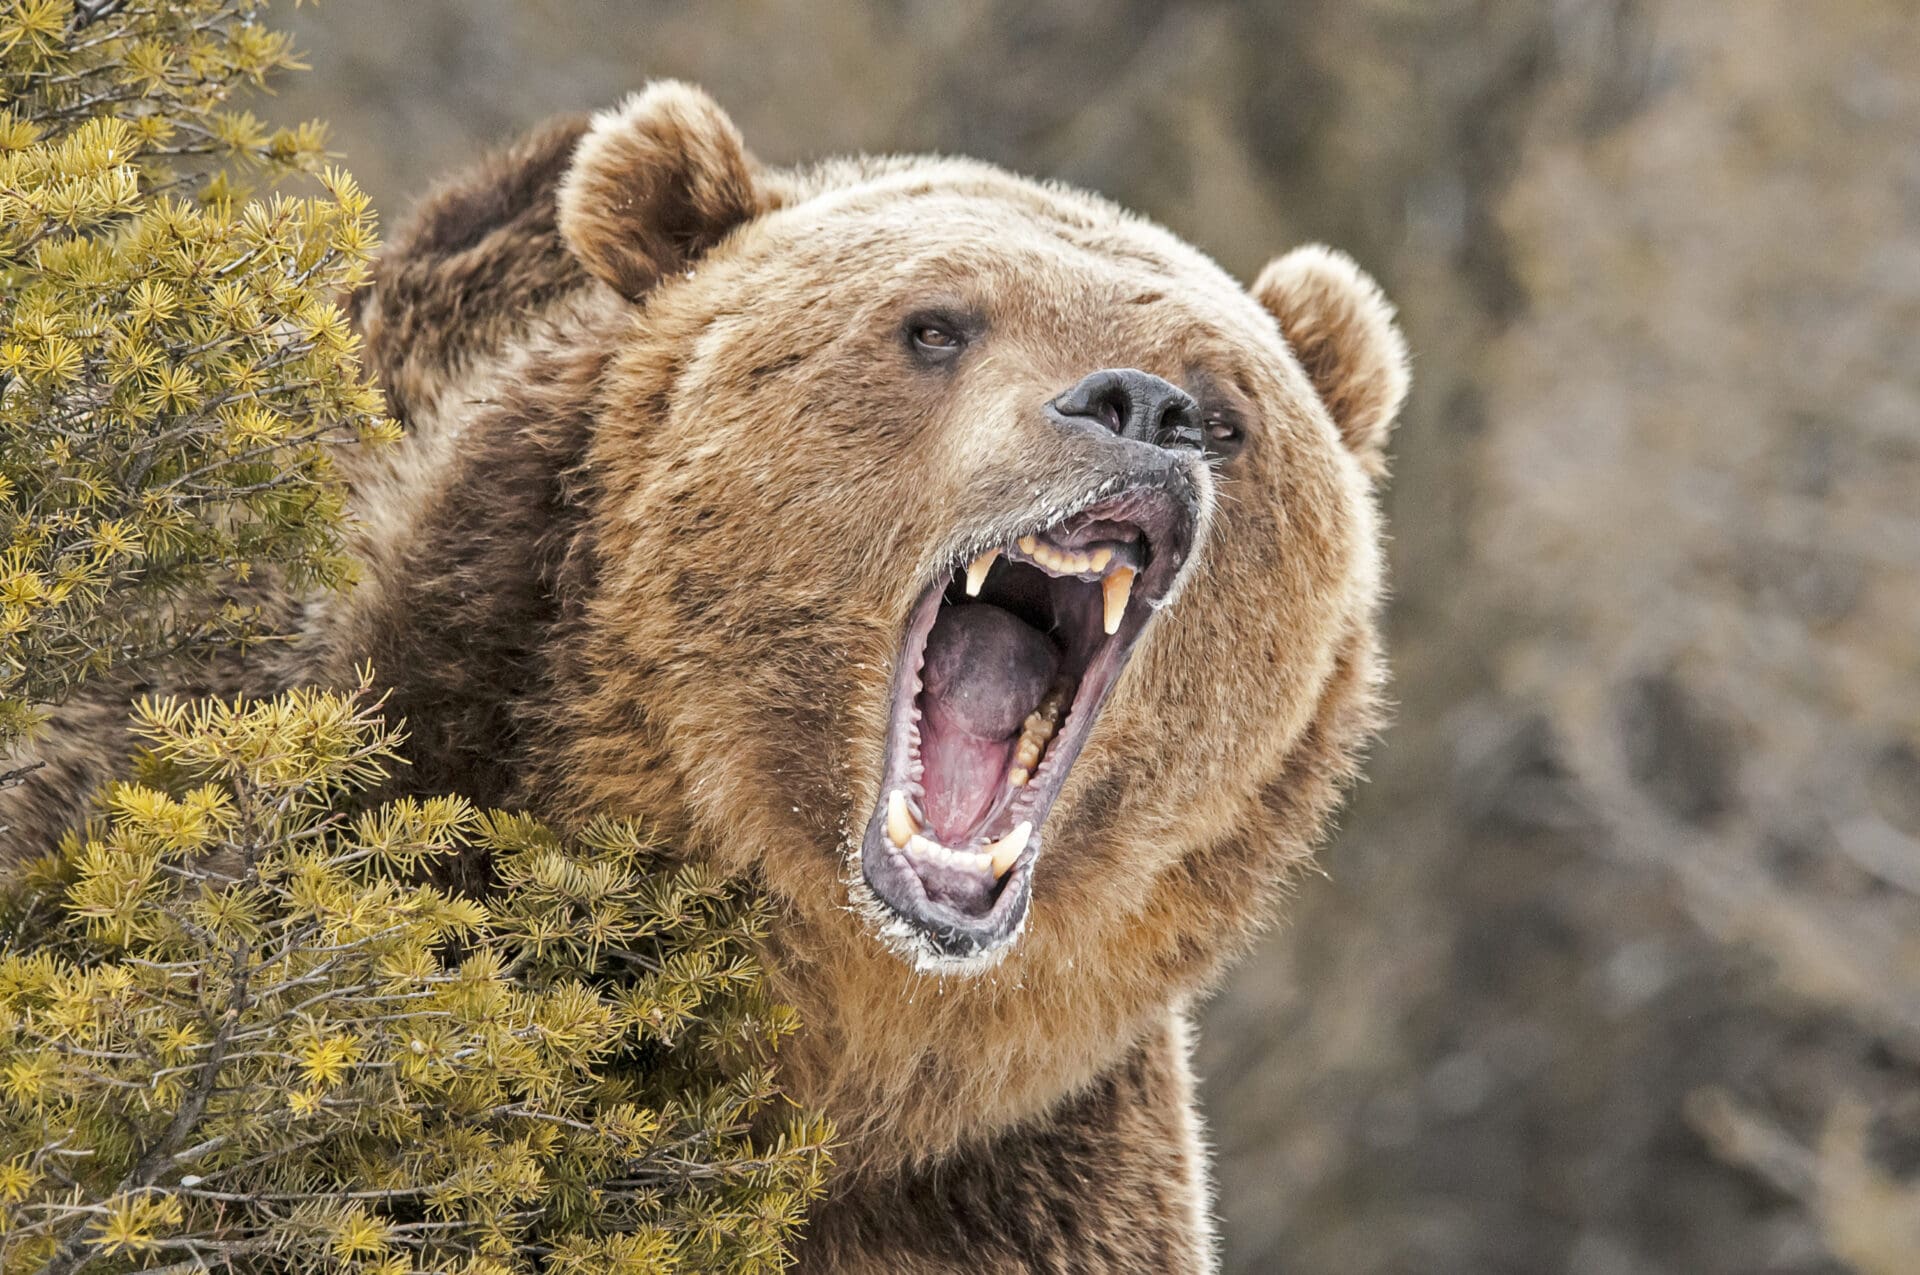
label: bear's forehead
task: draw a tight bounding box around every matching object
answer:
[738,162,1281,353]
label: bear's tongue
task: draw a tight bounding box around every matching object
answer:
[918,603,1059,842]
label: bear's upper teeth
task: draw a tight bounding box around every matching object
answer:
[998,534,1131,589]
[1024,540,1092,576]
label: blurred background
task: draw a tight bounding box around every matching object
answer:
[270,3,1920,1271]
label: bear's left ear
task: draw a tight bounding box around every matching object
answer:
[1251,245,1410,479]
[557,81,770,302]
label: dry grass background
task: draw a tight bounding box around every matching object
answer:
[270,3,1920,1271]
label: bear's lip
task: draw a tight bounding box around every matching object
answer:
[857,471,1202,967]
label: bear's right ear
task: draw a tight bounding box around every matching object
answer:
[557,82,768,302]
[1251,245,1409,481]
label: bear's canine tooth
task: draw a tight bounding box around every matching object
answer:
[886,789,918,849]
[964,549,1000,597]
[1102,566,1135,635]
[989,822,1032,878]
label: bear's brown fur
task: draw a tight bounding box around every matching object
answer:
[1,84,1407,1272]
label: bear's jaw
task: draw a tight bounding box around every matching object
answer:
[856,476,1201,970]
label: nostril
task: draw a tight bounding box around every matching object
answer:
[1050,368,1198,448]
[1156,396,1200,446]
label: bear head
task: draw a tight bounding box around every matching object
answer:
[512,82,1407,1159]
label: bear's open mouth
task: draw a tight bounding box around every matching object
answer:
[859,477,1200,964]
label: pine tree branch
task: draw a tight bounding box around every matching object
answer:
[32,933,254,1275]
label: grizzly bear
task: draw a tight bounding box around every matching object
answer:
[1,83,1408,1271]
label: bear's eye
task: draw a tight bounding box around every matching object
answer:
[1202,411,1245,458]
[905,316,968,364]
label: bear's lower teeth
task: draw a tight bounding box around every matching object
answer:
[1007,684,1070,787]
[884,791,1031,880]
[907,834,993,875]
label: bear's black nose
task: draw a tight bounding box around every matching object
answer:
[1048,368,1199,449]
